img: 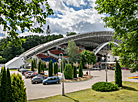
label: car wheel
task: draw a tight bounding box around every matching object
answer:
[56,81,59,84]
[35,81,37,84]
[45,82,48,85]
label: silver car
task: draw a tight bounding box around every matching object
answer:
[31,76,44,84]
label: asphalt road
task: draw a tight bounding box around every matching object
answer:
[23,70,138,100]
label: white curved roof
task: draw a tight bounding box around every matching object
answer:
[20,31,116,59]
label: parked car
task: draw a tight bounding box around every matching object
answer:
[25,71,33,78]
[31,76,44,84]
[22,70,30,75]
[42,76,60,85]
[30,72,38,78]
[18,68,27,72]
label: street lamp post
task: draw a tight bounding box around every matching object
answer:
[106,46,108,82]
[58,53,65,96]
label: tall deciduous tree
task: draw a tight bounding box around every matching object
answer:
[95,0,138,72]
[80,50,96,69]
[0,0,54,48]
[67,39,79,63]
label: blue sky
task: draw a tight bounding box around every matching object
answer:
[0,0,113,37]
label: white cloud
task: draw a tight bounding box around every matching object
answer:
[18,31,45,37]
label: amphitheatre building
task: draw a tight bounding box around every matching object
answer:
[5,31,119,69]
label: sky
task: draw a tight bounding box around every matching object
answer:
[0,0,113,38]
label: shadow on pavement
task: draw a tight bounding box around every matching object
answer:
[64,95,79,102]
[122,86,138,91]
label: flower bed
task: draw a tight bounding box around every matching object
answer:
[60,75,93,82]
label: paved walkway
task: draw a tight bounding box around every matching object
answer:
[24,70,138,100]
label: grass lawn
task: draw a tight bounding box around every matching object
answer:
[28,81,138,102]
[27,58,32,64]
[9,69,18,71]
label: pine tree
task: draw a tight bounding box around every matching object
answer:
[11,73,27,102]
[1,67,8,102]
[73,66,77,78]
[79,61,83,77]
[31,60,34,71]
[41,63,44,73]
[7,68,12,102]
[54,63,56,75]
[49,60,53,76]
[115,60,122,87]
[118,61,122,87]
[38,59,41,74]
[64,64,73,79]
[33,58,37,68]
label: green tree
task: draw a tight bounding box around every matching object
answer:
[6,68,12,102]
[67,39,79,63]
[54,62,58,75]
[11,73,27,102]
[79,61,83,77]
[66,32,76,36]
[0,0,54,48]
[33,58,37,68]
[38,59,41,74]
[1,67,7,102]
[64,64,73,79]
[31,60,34,71]
[60,59,66,73]
[48,60,53,76]
[73,66,77,78]
[80,50,96,69]
[95,0,138,72]
[115,60,122,87]
[41,63,44,73]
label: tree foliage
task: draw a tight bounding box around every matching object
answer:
[54,62,58,75]
[67,39,79,63]
[38,59,41,74]
[0,0,54,47]
[80,50,96,68]
[95,0,138,72]
[64,64,73,79]
[0,34,63,63]
[60,59,65,73]
[48,60,53,76]
[79,61,83,77]
[73,65,77,78]
[66,32,76,36]
[115,60,122,87]
[11,73,27,102]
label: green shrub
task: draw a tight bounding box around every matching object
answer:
[73,66,77,78]
[115,60,122,87]
[38,59,41,74]
[64,64,73,79]
[92,82,119,92]
[48,60,53,76]
[11,73,27,102]
[79,61,83,77]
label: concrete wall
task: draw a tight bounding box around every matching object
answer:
[5,57,24,69]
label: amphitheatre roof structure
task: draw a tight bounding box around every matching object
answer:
[20,31,118,60]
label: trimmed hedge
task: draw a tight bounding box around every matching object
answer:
[92,82,119,92]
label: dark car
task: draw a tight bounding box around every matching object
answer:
[42,76,60,85]
[22,70,30,75]
[31,76,44,84]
